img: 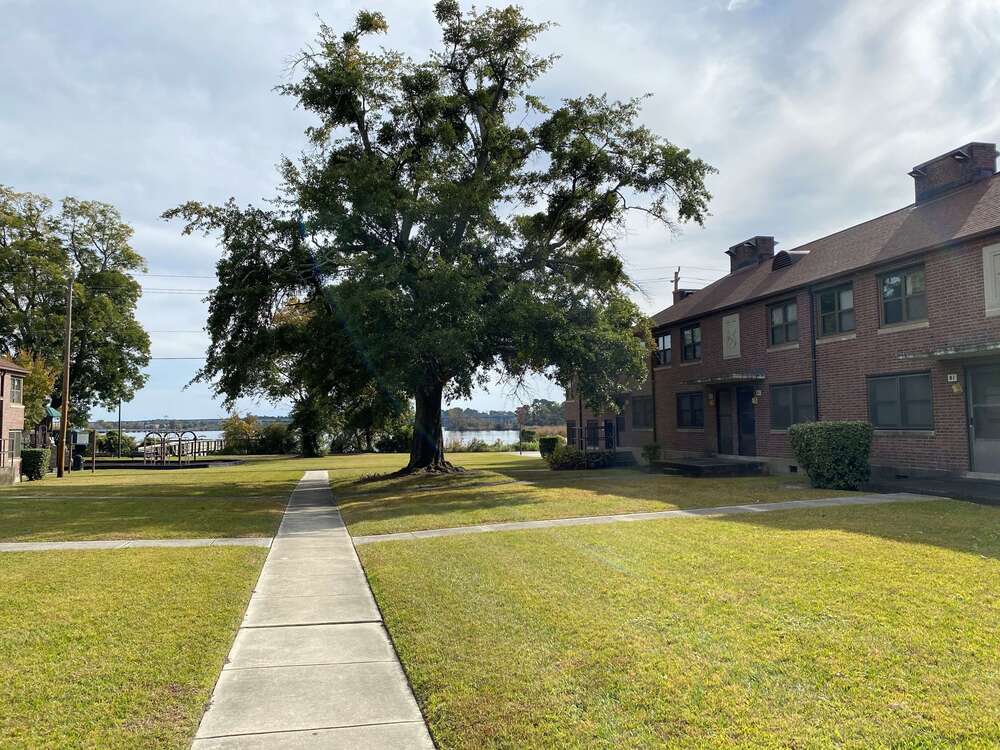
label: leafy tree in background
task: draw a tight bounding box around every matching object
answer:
[13,351,58,430]
[0,186,150,425]
[221,413,260,454]
[166,2,713,473]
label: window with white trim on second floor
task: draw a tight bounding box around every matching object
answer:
[816,283,855,337]
[681,324,701,362]
[768,300,798,346]
[654,333,672,366]
[879,266,926,326]
[9,376,23,405]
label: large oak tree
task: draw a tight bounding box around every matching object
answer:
[167,2,713,473]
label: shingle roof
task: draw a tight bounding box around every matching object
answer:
[0,357,28,375]
[652,172,1000,329]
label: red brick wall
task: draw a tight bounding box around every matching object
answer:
[564,236,1000,474]
[0,370,26,482]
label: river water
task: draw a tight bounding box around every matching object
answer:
[123,429,523,446]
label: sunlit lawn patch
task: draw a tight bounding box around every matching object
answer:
[360,499,1000,749]
[0,547,266,748]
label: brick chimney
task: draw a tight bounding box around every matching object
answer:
[673,288,696,304]
[910,142,997,203]
[725,236,775,273]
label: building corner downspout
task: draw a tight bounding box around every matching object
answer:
[649,352,658,445]
[808,286,820,420]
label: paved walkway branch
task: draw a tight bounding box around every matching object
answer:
[351,492,941,545]
[192,470,433,749]
[0,537,271,553]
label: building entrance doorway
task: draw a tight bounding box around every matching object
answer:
[716,387,756,456]
[968,364,1000,473]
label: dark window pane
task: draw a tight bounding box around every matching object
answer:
[772,325,785,345]
[903,400,933,429]
[906,294,927,321]
[772,388,791,429]
[787,321,798,341]
[819,292,836,315]
[883,299,904,324]
[901,374,931,402]
[882,274,903,302]
[821,314,837,335]
[974,406,1000,440]
[869,378,900,428]
[794,385,815,423]
[839,308,856,332]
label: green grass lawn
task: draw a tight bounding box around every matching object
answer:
[0,547,266,748]
[0,456,329,541]
[327,453,858,536]
[359,499,1000,749]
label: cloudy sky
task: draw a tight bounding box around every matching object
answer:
[3,0,999,421]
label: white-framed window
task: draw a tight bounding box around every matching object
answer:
[985,243,1000,317]
[10,376,23,405]
[654,333,672,366]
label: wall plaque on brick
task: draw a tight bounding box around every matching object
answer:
[722,313,741,360]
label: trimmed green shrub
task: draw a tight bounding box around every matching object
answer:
[21,448,50,481]
[520,429,537,444]
[546,446,618,470]
[584,450,616,469]
[538,435,566,458]
[788,421,873,490]
[546,444,586,470]
[641,443,661,465]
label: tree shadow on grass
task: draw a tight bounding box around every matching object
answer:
[0,497,286,542]
[704,498,1000,561]
[334,459,859,533]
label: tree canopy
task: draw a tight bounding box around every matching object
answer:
[166,2,713,472]
[0,186,150,425]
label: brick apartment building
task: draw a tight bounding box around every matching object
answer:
[0,357,27,484]
[566,142,1000,478]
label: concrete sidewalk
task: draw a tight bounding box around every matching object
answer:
[192,470,433,749]
[352,492,940,545]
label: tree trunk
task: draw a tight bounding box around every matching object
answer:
[404,381,461,473]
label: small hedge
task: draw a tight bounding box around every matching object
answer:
[545,445,615,471]
[788,421,873,490]
[21,448,51,481]
[538,435,566,459]
[641,443,661,465]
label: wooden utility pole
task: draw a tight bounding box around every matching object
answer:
[57,272,74,478]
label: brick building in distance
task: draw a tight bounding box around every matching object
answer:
[0,357,27,484]
[565,142,1000,478]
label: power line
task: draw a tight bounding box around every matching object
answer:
[132,272,217,279]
